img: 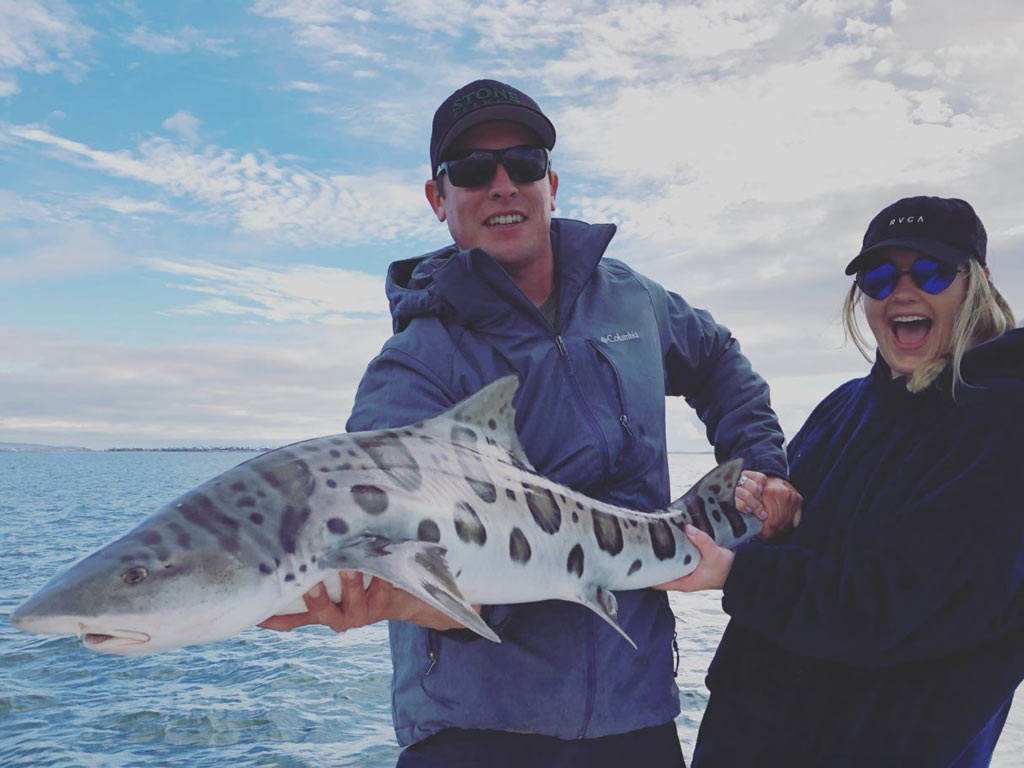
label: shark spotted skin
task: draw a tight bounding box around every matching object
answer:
[11,375,759,654]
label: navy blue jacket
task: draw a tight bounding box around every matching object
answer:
[347,218,787,746]
[695,328,1024,767]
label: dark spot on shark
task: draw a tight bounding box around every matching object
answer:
[230,481,246,492]
[402,430,414,437]
[523,483,561,534]
[592,508,623,555]
[257,490,267,499]
[351,484,388,515]
[467,478,497,503]
[649,520,676,560]
[299,564,307,573]
[327,518,349,535]
[330,449,341,458]
[567,544,584,578]
[354,432,422,491]
[685,497,714,537]
[505,488,516,501]
[259,563,272,575]
[709,484,722,494]
[335,463,351,471]
[274,557,280,566]
[348,449,358,457]
[628,559,642,575]
[302,445,318,453]
[279,505,311,554]
[141,531,162,546]
[236,497,256,508]
[712,508,722,523]
[684,554,692,565]
[485,436,497,447]
[177,493,241,553]
[167,522,191,549]
[509,527,531,564]
[576,501,584,510]
[250,512,264,525]
[326,479,338,489]
[488,418,497,430]
[285,573,295,582]
[154,547,170,562]
[454,502,487,546]
[451,425,477,445]
[319,466,330,473]
[418,519,441,542]
[572,512,579,523]
[720,504,750,538]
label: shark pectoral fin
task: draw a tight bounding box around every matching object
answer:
[571,584,637,650]
[321,537,500,643]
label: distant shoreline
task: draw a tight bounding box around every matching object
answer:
[0,444,270,454]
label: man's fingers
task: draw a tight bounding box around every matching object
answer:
[258,612,315,631]
[684,524,717,554]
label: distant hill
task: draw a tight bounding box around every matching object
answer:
[0,442,92,453]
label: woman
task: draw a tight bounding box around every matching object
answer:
[665,196,1022,767]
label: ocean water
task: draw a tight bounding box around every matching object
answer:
[0,451,1020,767]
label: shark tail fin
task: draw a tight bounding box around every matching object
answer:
[667,458,761,548]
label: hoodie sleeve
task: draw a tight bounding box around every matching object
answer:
[346,346,457,433]
[722,411,1024,668]
[655,286,788,479]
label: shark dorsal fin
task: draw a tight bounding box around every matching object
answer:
[427,375,535,471]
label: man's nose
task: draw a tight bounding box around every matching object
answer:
[488,162,517,197]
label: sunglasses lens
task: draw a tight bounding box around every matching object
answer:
[441,147,548,187]
[445,152,498,187]
[502,147,549,183]
[858,263,897,299]
[910,258,957,294]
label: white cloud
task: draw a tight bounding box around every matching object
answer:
[0,0,92,90]
[97,197,174,215]
[6,124,436,246]
[0,222,121,281]
[0,324,394,448]
[285,80,325,92]
[162,110,201,142]
[147,258,389,322]
[123,25,236,56]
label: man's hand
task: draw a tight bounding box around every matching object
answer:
[654,524,734,592]
[759,476,802,539]
[733,470,802,540]
[257,571,479,634]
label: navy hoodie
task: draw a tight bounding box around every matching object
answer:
[346,219,788,746]
[695,328,1024,767]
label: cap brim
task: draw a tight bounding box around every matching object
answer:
[434,105,556,172]
[844,237,974,275]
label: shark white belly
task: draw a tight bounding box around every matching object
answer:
[10,375,758,654]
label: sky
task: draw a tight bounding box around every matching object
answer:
[1,0,1022,450]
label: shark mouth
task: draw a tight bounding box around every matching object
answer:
[81,628,152,652]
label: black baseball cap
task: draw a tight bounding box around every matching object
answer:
[845,196,987,275]
[430,79,556,177]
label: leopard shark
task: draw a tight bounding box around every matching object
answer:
[10,375,759,654]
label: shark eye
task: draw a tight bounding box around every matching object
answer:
[121,566,149,585]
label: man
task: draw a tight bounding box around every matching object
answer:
[262,79,800,767]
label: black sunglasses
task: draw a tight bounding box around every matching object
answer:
[855,257,962,300]
[435,146,549,188]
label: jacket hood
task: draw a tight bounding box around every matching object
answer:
[385,218,617,332]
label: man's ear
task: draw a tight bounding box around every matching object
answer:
[425,179,446,222]
[549,170,559,211]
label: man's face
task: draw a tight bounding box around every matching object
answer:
[425,121,558,275]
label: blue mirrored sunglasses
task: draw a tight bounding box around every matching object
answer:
[855,257,962,300]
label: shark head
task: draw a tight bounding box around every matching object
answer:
[11,495,274,655]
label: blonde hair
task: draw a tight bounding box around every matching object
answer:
[842,260,1016,394]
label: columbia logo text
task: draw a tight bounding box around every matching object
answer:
[600,331,641,344]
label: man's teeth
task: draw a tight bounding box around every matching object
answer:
[487,214,524,225]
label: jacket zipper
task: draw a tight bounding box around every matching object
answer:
[587,338,634,441]
[554,334,613,480]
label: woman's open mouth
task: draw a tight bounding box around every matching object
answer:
[891,315,932,350]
